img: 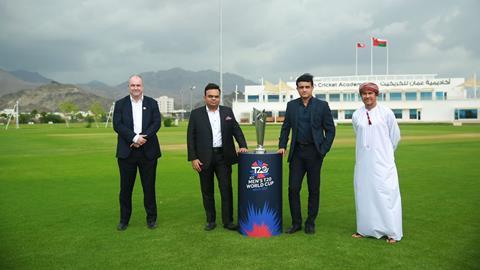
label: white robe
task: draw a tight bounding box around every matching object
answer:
[352,104,403,241]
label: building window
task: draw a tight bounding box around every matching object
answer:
[331,110,338,120]
[420,92,433,100]
[392,109,403,119]
[409,109,417,119]
[343,93,356,102]
[247,95,259,102]
[329,94,340,102]
[390,92,402,101]
[282,95,287,101]
[316,94,326,100]
[455,109,478,120]
[436,92,445,100]
[344,110,354,120]
[278,111,286,117]
[377,93,386,101]
[405,92,417,101]
[268,95,279,102]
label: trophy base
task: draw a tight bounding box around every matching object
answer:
[255,147,266,154]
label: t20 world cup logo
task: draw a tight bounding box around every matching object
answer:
[250,160,269,179]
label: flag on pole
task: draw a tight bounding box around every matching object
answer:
[372,37,387,47]
[357,42,366,48]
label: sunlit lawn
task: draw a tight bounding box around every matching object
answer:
[0,123,479,269]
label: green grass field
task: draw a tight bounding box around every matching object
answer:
[0,123,479,269]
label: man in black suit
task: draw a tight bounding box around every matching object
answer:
[113,75,161,231]
[187,83,248,231]
[278,73,336,234]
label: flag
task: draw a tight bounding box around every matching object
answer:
[357,42,366,48]
[372,37,387,47]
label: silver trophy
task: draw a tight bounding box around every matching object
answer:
[253,108,267,154]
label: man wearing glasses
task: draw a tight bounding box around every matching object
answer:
[187,83,248,231]
[113,75,161,231]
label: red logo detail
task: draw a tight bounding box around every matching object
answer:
[245,223,272,238]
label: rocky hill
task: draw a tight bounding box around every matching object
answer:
[0,69,40,96]
[0,82,113,112]
[0,67,255,111]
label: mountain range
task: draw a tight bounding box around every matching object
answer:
[0,68,255,112]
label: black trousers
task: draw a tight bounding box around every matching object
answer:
[117,148,158,224]
[288,143,324,227]
[198,149,233,225]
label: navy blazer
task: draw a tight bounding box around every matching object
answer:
[278,97,336,162]
[113,95,161,160]
[187,105,247,169]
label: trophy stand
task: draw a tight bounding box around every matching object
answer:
[238,109,283,237]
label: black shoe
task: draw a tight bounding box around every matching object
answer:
[285,225,302,234]
[117,222,128,231]
[305,224,315,234]
[204,222,217,231]
[147,220,157,229]
[223,223,239,231]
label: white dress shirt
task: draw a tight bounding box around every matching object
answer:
[131,95,143,143]
[206,106,222,147]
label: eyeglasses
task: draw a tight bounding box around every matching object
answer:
[366,111,372,125]
[129,84,142,87]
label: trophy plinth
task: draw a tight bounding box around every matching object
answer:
[255,146,266,154]
[253,108,267,154]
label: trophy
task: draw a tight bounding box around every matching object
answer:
[253,108,267,154]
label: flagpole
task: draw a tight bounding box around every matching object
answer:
[474,73,478,98]
[370,37,373,75]
[386,42,389,75]
[219,0,223,105]
[355,44,358,76]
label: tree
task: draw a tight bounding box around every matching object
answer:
[30,109,38,117]
[89,101,105,128]
[59,101,78,127]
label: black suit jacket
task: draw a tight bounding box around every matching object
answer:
[113,95,161,160]
[279,97,336,162]
[187,106,247,168]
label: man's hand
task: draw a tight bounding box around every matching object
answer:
[136,135,147,145]
[130,143,141,148]
[277,148,286,156]
[238,147,248,153]
[191,159,203,172]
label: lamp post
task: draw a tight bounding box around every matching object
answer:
[190,86,196,112]
[180,88,184,121]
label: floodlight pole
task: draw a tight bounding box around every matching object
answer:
[105,102,115,128]
[5,100,19,130]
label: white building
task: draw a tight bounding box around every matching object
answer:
[155,96,174,115]
[232,74,480,124]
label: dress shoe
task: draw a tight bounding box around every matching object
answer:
[204,222,217,231]
[147,220,158,229]
[117,223,128,231]
[285,225,302,234]
[223,223,239,231]
[305,224,315,234]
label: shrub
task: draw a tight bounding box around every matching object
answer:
[164,118,174,127]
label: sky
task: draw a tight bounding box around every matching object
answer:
[0,0,479,85]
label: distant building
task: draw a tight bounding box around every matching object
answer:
[155,96,174,115]
[232,74,480,124]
